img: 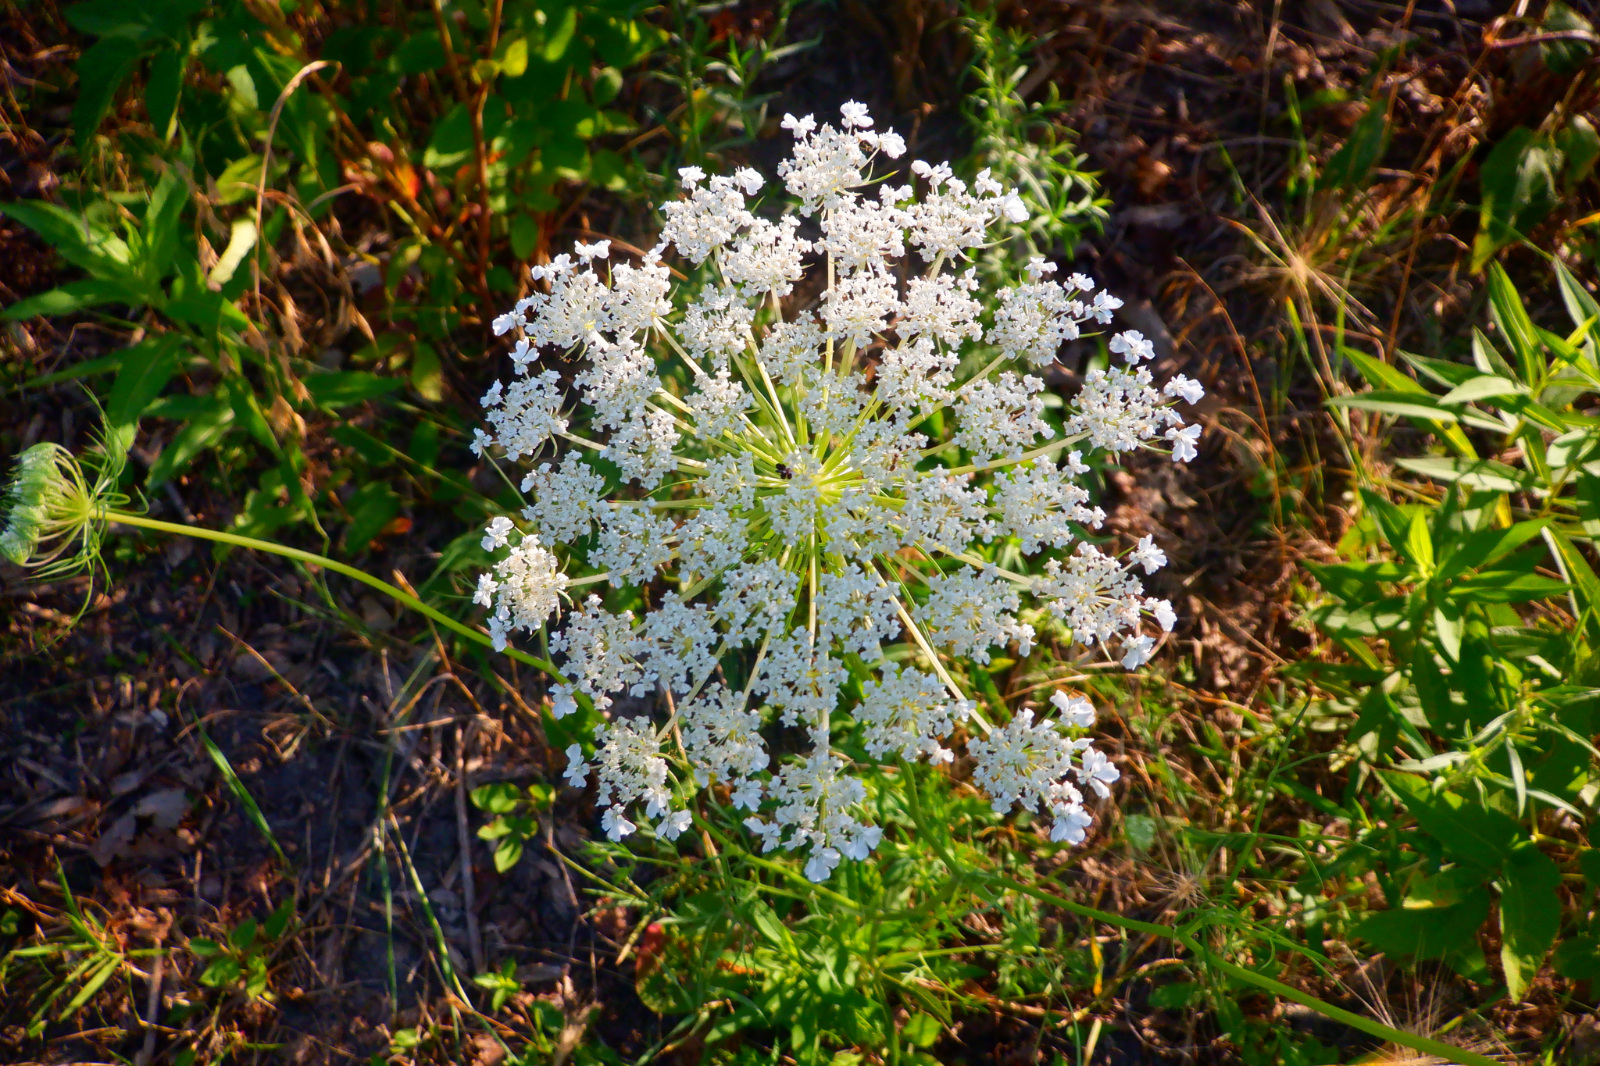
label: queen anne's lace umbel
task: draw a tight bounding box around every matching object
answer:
[472,105,1202,879]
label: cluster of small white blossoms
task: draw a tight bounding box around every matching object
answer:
[471,104,1203,880]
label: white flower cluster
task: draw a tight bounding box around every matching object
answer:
[471,104,1203,878]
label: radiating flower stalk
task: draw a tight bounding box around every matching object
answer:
[470,104,1204,881]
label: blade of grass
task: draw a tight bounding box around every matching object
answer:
[198,724,290,869]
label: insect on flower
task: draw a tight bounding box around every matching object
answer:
[469,103,1203,879]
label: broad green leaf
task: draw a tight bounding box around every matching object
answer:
[1540,1,1596,76]
[1317,99,1389,192]
[1433,602,1463,662]
[343,482,401,554]
[1580,848,1600,890]
[140,167,187,282]
[73,37,142,149]
[1553,935,1600,981]
[106,335,183,435]
[1353,871,1489,962]
[410,341,443,402]
[213,154,264,207]
[263,899,294,941]
[303,370,403,408]
[0,199,134,278]
[902,1012,941,1048]
[470,782,523,814]
[3,278,145,320]
[144,47,183,140]
[230,917,258,951]
[146,396,234,488]
[493,837,523,873]
[499,36,529,78]
[188,937,221,957]
[1437,520,1550,581]
[1473,130,1557,273]
[200,956,242,988]
[1499,843,1561,1001]
[1404,511,1434,575]
[1380,772,1518,870]
[510,212,540,261]
[543,6,579,61]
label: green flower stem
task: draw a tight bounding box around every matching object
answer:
[971,872,1500,1066]
[103,510,564,680]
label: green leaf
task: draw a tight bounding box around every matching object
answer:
[74,37,143,149]
[410,341,443,402]
[214,154,264,207]
[394,30,446,75]
[1403,510,1434,575]
[1437,520,1550,582]
[263,899,294,941]
[1147,981,1200,1009]
[1328,391,1458,422]
[146,395,234,488]
[245,955,269,999]
[0,199,134,279]
[510,212,540,261]
[1346,347,1428,393]
[2,278,145,320]
[1553,934,1600,981]
[493,837,523,873]
[1540,2,1596,76]
[1438,375,1527,406]
[423,103,474,171]
[1555,257,1600,336]
[1473,129,1558,273]
[471,782,523,815]
[499,36,529,78]
[200,955,242,988]
[1447,572,1569,604]
[1487,262,1545,384]
[1317,100,1389,192]
[188,937,221,957]
[63,956,122,1017]
[1380,772,1518,870]
[342,482,400,554]
[1353,870,1490,964]
[543,6,579,61]
[1499,843,1561,1001]
[901,1012,941,1048]
[303,371,403,408]
[230,917,258,952]
[750,901,793,952]
[1395,456,1539,495]
[1580,848,1600,890]
[106,335,183,436]
[140,167,188,282]
[144,47,183,139]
